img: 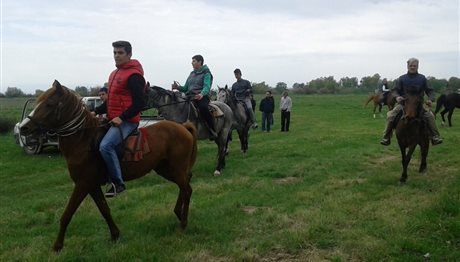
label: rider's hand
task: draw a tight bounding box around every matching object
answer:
[426,100,433,107]
[110,117,123,127]
[171,81,180,90]
[195,94,203,100]
[396,96,404,103]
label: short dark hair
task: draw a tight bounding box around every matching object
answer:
[112,41,132,55]
[234,68,241,75]
[266,90,272,94]
[99,87,108,93]
[192,55,204,65]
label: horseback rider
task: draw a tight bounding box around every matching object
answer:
[380,58,443,146]
[172,55,217,139]
[380,78,390,104]
[100,41,146,197]
[231,68,258,129]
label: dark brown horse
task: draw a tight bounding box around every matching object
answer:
[18,80,198,252]
[395,94,430,184]
[434,92,460,127]
[364,92,396,118]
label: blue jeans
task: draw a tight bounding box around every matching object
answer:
[261,112,272,131]
[99,121,138,185]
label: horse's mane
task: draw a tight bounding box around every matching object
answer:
[38,83,99,129]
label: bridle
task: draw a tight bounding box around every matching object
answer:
[27,101,88,137]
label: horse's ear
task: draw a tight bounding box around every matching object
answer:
[53,80,61,89]
[53,80,65,94]
[225,85,228,90]
[146,81,150,88]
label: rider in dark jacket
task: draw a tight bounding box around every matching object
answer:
[380,58,442,146]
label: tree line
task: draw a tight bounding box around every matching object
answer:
[2,75,459,97]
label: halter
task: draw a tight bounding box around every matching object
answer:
[27,104,88,137]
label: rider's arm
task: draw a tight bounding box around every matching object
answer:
[119,74,145,121]
[200,73,211,96]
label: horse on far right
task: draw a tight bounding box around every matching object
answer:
[434,92,460,127]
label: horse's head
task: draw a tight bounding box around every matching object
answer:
[147,85,189,122]
[217,85,229,103]
[19,80,82,136]
[401,93,424,122]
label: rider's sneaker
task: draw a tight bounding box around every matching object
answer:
[380,137,391,146]
[431,136,443,145]
[105,183,126,198]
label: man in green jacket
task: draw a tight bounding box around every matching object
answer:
[172,55,217,139]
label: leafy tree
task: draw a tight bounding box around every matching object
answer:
[447,77,460,91]
[292,82,305,89]
[251,82,272,94]
[359,74,381,90]
[34,89,45,97]
[0,92,4,97]
[75,86,89,96]
[274,82,287,94]
[88,86,103,96]
[339,77,358,88]
[427,76,448,93]
[5,87,24,97]
[308,76,338,93]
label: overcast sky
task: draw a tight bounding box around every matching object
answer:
[1,0,459,94]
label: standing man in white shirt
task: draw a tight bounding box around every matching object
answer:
[280,91,292,132]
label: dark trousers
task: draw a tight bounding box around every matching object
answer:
[261,112,272,131]
[281,110,290,131]
[195,96,215,131]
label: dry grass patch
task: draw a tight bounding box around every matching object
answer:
[273,176,303,185]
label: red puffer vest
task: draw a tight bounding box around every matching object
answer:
[107,59,144,123]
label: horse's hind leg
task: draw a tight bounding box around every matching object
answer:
[447,109,454,127]
[89,186,120,241]
[53,185,88,252]
[174,175,192,229]
[440,109,448,126]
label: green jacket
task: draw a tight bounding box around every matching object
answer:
[178,65,212,96]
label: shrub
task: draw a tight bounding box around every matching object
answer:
[0,116,15,134]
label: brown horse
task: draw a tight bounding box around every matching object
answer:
[395,94,430,185]
[18,80,198,252]
[364,92,396,118]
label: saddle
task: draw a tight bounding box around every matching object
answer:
[95,125,150,162]
[189,102,224,118]
[120,128,150,162]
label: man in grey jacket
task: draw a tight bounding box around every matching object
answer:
[231,68,258,129]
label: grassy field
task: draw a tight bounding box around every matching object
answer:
[0,95,459,261]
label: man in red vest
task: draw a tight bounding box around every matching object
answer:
[98,41,145,197]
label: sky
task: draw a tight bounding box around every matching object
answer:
[1,0,459,94]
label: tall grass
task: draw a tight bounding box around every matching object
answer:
[0,95,459,261]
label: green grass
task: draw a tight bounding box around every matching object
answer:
[1,95,459,261]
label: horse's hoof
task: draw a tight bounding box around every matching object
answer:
[399,181,406,186]
[52,243,63,252]
[214,170,221,176]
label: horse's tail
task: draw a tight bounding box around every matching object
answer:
[434,94,446,115]
[183,121,198,168]
[364,95,374,107]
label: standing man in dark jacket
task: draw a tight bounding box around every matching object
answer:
[380,58,442,146]
[172,55,217,139]
[259,90,275,132]
[99,40,145,197]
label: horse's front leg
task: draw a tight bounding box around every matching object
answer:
[419,143,429,173]
[89,186,120,241]
[53,184,89,252]
[214,139,226,176]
